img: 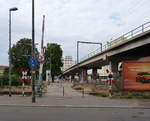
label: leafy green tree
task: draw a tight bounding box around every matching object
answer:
[2,38,39,86]
[0,38,39,86]
[11,38,39,75]
[44,43,63,82]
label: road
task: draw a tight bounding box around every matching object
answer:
[0,106,150,121]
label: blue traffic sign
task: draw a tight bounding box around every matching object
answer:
[28,59,38,68]
[21,54,31,57]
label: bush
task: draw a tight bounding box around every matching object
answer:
[100,93,108,97]
[11,74,22,86]
[1,74,9,85]
[73,79,80,84]
[0,76,3,86]
[114,80,122,91]
[89,92,108,97]
[1,74,22,86]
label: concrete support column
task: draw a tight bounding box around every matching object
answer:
[109,60,120,82]
[92,68,97,83]
[80,69,88,83]
[109,60,118,72]
[83,69,88,82]
[77,73,81,82]
[71,75,74,82]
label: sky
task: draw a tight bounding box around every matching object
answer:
[0,0,150,65]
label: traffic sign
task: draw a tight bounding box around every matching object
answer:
[21,54,31,57]
[39,55,44,64]
[21,69,29,83]
[28,59,38,68]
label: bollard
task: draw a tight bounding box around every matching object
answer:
[109,86,112,98]
[22,82,25,96]
[82,88,84,98]
[63,87,64,96]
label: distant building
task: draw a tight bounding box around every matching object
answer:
[62,56,73,71]
[0,65,8,76]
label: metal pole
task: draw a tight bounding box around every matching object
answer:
[9,10,12,97]
[50,52,52,83]
[82,88,84,98]
[50,53,51,80]
[32,0,36,103]
[77,41,102,63]
[76,41,102,83]
[63,87,64,96]
[77,41,79,64]
[100,43,102,52]
[22,82,25,96]
[8,7,18,97]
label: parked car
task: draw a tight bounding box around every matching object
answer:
[136,72,150,83]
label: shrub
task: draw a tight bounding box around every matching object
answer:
[114,80,122,91]
[1,74,22,86]
[11,74,22,86]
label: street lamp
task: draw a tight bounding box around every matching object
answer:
[9,7,18,97]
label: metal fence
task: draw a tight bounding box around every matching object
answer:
[78,21,150,63]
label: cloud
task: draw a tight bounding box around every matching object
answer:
[0,0,150,65]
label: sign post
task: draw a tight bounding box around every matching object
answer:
[28,58,38,102]
[108,73,113,97]
[21,69,28,96]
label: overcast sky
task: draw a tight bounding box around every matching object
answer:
[0,0,150,65]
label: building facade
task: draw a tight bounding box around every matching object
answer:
[62,56,73,71]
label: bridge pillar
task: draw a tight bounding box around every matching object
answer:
[80,69,88,83]
[92,68,98,83]
[109,60,118,72]
[71,75,74,82]
[109,60,120,81]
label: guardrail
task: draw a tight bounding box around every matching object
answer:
[79,21,150,62]
[63,21,150,72]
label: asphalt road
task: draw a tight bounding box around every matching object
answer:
[0,106,150,121]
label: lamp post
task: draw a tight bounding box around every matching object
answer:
[32,0,36,103]
[9,7,18,97]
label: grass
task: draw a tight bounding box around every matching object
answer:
[72,83,150,99]
[89,92,108,97]
[112,91,150,99]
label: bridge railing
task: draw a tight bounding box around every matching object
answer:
[79,21,150,62]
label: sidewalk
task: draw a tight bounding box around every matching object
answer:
[0,82,150,108]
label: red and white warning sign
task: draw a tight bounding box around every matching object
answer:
[21,69,29,82]
[39,55,44,64]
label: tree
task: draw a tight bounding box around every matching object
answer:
[44,43,63,82]
[11,38,39,76]
[1,38,39,86]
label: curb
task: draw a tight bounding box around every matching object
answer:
[0,104,149,109]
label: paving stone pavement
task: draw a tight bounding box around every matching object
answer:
[0,82,150,108]
[46,82,83,97]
